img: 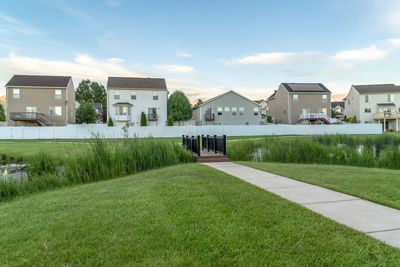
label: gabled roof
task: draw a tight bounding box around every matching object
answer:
[331,101,345,108]
[267,90,277,101]
[5,75,71,87]
[352,84,400,94]
[281,83,331,93]
[107,77,167,90]
[193,90,261,109]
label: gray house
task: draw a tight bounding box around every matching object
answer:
[267,83,332,124]
[192,90,262,125]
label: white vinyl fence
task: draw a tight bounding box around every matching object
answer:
[0,124,382,139]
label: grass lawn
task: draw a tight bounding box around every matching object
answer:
[238,161,400,210]
[0,164,399,265]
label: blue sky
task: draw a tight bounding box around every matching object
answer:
[1,0,400,100]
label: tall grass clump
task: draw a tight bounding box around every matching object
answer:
[26,152,60,177]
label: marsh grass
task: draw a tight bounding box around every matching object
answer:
[228,135,400,169]
[0,138,194,201]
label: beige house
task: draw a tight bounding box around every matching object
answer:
[5,75,75,126]
[267,83,332,124]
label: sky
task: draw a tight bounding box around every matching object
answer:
[1,0,400,101]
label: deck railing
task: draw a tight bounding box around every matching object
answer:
[182,135,201,156]
[201,135,226,155]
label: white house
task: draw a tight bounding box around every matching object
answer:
[344,84,400,131]
[107,77,168,126]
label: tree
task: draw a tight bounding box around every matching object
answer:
[167,115,174,126]
[107,117,114,126]
[75,80,107,122]
[0,104,5,121]
[331,109,338,118]
[76,102,97,124]
[167,91,192,124]
[266,115,273,123]
[195,99,203,106]
[140,112,147,126]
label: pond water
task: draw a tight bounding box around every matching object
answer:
[0,164,28,180]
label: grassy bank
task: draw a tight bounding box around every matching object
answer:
[228,134,400,169]
[0,164,399,265]
[0,138,194,201]
[237,161,400,210]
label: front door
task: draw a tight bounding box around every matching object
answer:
[26,107,37,118]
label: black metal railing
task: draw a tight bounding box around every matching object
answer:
[201,135,226,155]
[204,112,215,121]
[182,135,201,156]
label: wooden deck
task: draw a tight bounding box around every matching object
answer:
[195,150,229,163]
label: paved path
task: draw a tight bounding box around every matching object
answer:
[203,162,400,248]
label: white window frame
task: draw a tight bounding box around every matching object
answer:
[224,107,230,112]
[253,107,259,116]
[239,107,244,115]
[114,90,120,100]
[293,94,298,103]
[365,108,371,113]
[231,107,237,115]
[13,88,20,99]
[322,95,328,103]
[49,106,62,116]
[217,107,223,115]
[365,95,369,103]
[153,92,158,100]
[55,89,62,100]
[131,91,136,100]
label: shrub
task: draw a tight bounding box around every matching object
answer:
[140,112,147,126]
[267,116,273,123]
[107,118,114,126]
[167,115,174,126]
[76,102,97,124]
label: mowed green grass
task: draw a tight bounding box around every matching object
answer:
[0,164,399,265]
[238,161,400,210]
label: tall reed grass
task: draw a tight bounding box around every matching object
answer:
[228,135,400,170]
[0,138,194,201]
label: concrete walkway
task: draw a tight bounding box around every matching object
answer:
[203,162,400,248]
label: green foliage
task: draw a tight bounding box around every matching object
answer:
[167,115,174,126]
[107,117,114,126]
[140,112,147,126]
[267,115,273,123]
[331,109,338,118]
[76,102,97,124]
[167,91,192,122]
[75,79,107,122]
[0,104,5,121]
[228,134,400,170]
[27,152,59,177]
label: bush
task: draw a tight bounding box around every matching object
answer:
[167,115,174,126]
[267,116,273,123]
[76,102,97,124]
[107,118,114,126]
[140,112,147,126]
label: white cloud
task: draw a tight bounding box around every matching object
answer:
[223,51,321,66]
[153,64,195,74]
[388,38,400,46]
[176,51,193,58]
[333,45,388,61]
[0,12,40,35]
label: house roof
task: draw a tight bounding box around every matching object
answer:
[377,103,396,106]
[281,83,331,93]
[267,90,277,101]
[331,101,345,108]
[5,75,71,87]
[352,84,400,94]
[193,90,261,109]
[112,102,133,107]
[107,77,167,90]
[93,103,103,110]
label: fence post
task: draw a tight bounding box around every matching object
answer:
[223,135,226,155]
[197,135,201,156]
[214,135,217,154]
[182,135,185,147]
[207,135,210,152]
[201,134,204,150]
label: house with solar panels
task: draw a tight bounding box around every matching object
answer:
[344,84,400,131]
[267,83,332,124]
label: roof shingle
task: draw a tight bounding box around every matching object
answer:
[281,83,331,93]
[5,75,71,87]
[107,77,167,90]
[352,84,400,94]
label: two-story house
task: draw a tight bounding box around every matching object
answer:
[344,84,400,131]
[267,83,332,124]
[107,77,168,126]
[192,90,262,125]
[5,75,75,126]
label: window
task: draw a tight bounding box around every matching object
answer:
[55,89,62,100]
[26,107,37,119]
[232,107,237,115]
[253,107,259,116]
[49,106,62,116]
[153,92,158,100]
[118,106,130,116]
[388,94,394,102]
[365,95,369,103]
[148,108,157,119]
[131,91,136,100]
[365,108,371,113]
[224,107,230,112]
[217,107,223,115]
[322,95,328,103]
[319,108,327,114]
[293,94,298,102]
[114,90,120,100]
[239,107,244,115]
[301,108,310,115]
[13,89,20,99]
